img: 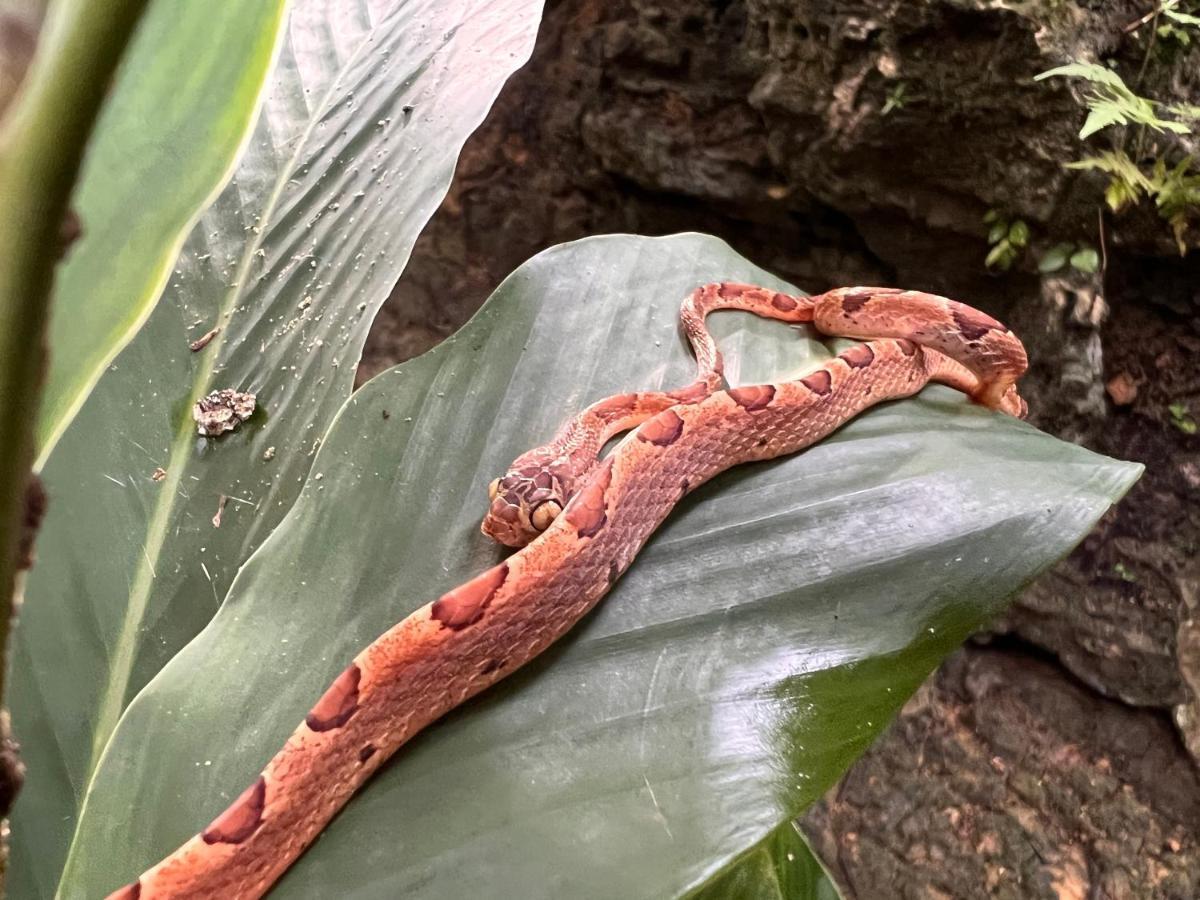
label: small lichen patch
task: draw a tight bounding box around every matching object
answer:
[194,389,257,437]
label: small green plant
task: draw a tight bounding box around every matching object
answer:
[881,81,909,116]
[983,209,1029,270]
[1038,241,1100,274]
[1168,401,1197,434]
[1035,61,1195,138]
[1112,562,1139,583]
[1157,2,1200,47]
[1036,17,1200,255]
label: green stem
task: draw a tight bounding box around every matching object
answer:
[1130,3,1164,159]
[0,0,151,754]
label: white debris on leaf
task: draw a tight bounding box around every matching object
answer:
[193,388,257,437]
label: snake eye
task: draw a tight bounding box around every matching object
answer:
[488,478,501,501]
[531,500,563,532]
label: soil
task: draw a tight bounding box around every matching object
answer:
[360,0,1200,895]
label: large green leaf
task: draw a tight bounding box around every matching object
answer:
[692,822,841,900]
[63,234,1140,897]
[9,0,542,895]
[35,0,289,459]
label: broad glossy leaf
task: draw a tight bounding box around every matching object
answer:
[10,0,542,895]
[36,0,289,459]
[692,822,841,900]
[65,234,1140,897]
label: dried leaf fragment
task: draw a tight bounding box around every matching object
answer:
[1105,372,1138,406]
[151,467,166,482]
[212,494,228,528]
[189,326,220,352]
[193,388,256,436]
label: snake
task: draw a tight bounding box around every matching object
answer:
[105,282,1028,899]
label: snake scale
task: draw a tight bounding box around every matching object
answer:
[106,282,1028,899]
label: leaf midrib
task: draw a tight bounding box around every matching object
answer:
[68,17,380,895]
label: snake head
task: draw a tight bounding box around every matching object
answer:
[481,463,569,548]
[1000,385,1028,419]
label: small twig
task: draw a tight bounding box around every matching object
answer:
[1134,4,1164,89]
[1097,206,1109,282]
[1124,3,1168,33]
[1128,3,1165,158]
[189,325,220,352]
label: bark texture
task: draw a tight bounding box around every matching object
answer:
[362,0,1200,895]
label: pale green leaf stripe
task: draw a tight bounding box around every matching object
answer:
[63,235,1140,897]
[10,1,544,896]
[35,0,291,462]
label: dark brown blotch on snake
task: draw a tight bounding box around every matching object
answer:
[728,384,775,411]
[431,563,509,630]
[840,344,875,369]
[770,292,798,312]
[201,777,266,845]
[592,392,639,416]
[951,305,1003,341]
[358,745,377,764]
[668,381,709,403]
[565,456,612,537]
[840,288,876,314]
[801,370,833,396]
[637,409,685,446]
[305,664,361,732]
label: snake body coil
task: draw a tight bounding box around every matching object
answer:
[107,283,1027,899]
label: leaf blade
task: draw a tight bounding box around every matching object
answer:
[62,234,1141,898]
[34,0,290,460]
[10,0,544,895]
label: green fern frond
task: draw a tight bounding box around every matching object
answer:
[1150,157,1200,254]
[1035,62,1124,88]
[1065,151,1152,211]
[1162,6,1200,28]
[1037,59,1194,139]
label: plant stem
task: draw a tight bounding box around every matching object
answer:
[0,0,151,813]
[1129,4,1163,160]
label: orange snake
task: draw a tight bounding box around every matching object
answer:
[106,283,1027,898]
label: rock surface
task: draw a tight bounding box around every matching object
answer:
[803,646,1200,899]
